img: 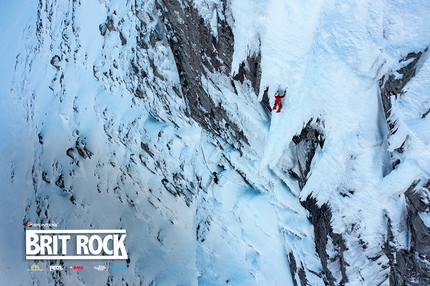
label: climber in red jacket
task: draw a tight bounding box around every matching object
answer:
[273,88,287,113]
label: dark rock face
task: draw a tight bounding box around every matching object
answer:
[287,252,307,286]
[260,86,271,112]
[385,183,430,286]
[159,0,248,145]
[379,50,425,131]
[406,183,430,257]
[380,51,428,170]
[301,196,348,286]
[288,118,325,189]
[379,48,430,285]
[286,118,351,285]
[233,52,262,96]
[287,119,353,285]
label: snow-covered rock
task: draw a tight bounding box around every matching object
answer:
[1,0,430,285]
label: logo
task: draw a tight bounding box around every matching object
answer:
[49,265,64,271]
[111,265,127,270]
[69,265,84,270]
[94,265,107,271]
[25,229,127,260]
[26,221,58,228]
[27,264,43,271]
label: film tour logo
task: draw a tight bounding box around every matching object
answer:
[26,229,127,260]
[27,221,58,228]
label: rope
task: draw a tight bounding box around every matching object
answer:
[216,172,245,187]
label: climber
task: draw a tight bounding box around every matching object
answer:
[213,172,219,184]
[273,87,287,113]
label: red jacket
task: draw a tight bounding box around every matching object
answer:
[274,92,286,103]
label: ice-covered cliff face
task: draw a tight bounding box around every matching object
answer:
[2,0,430,285]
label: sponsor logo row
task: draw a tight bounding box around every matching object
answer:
[27,264,127,272]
